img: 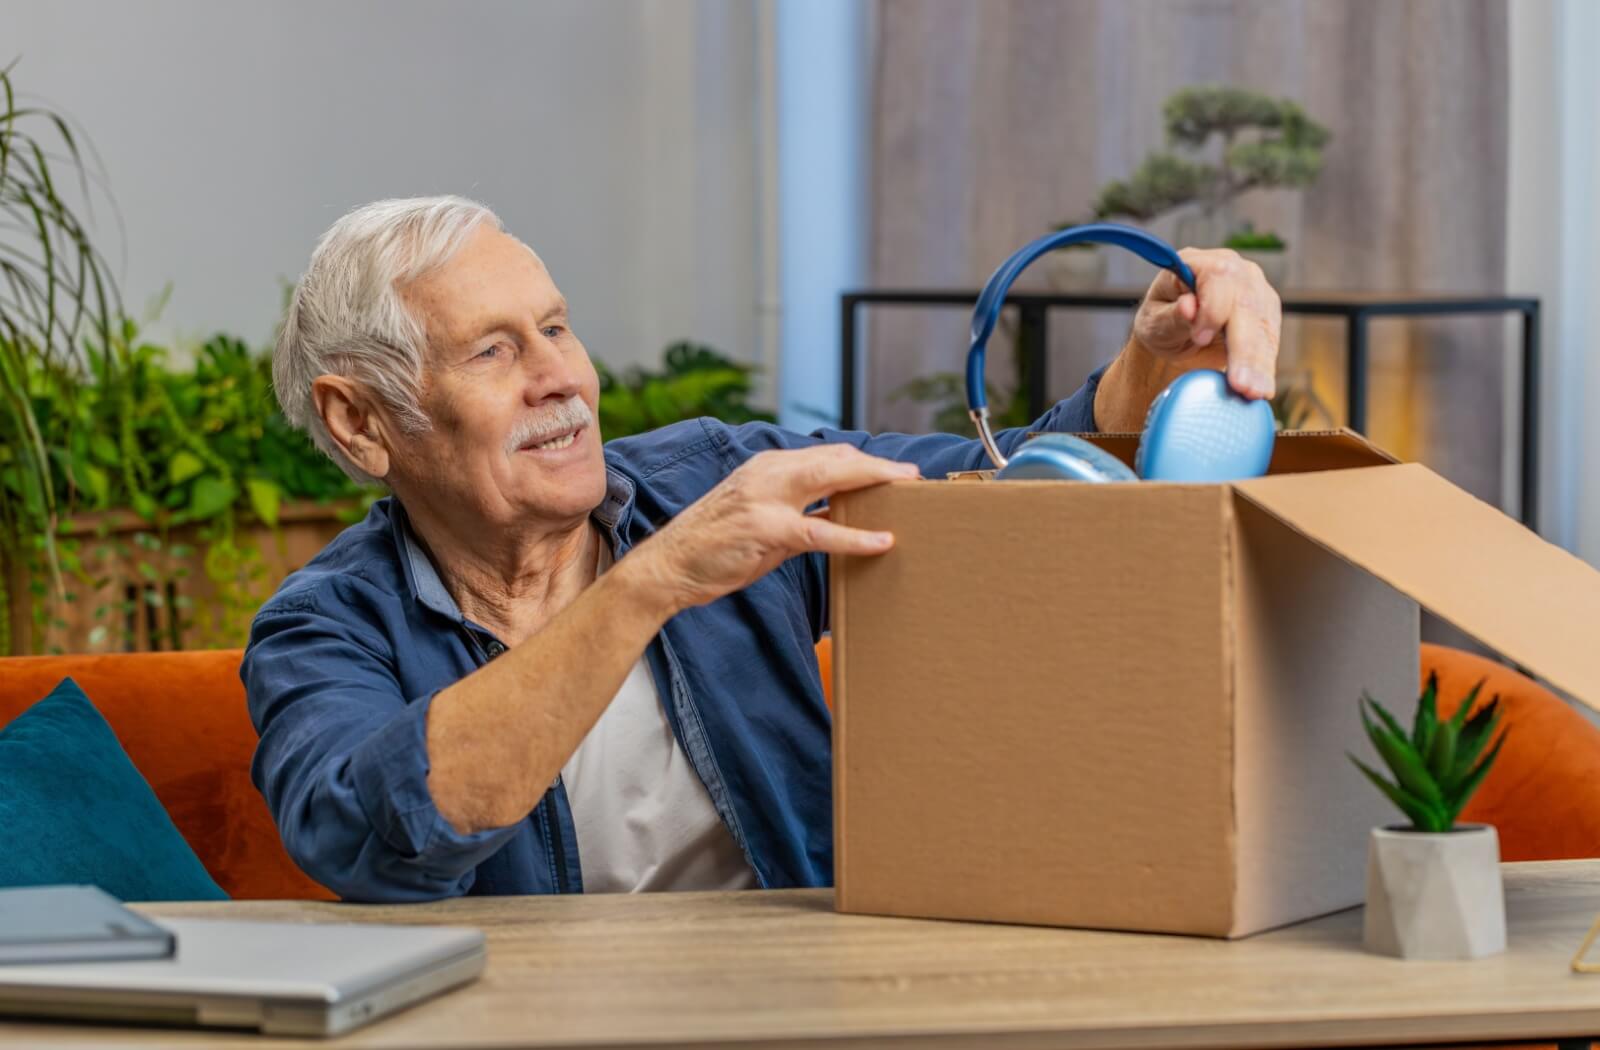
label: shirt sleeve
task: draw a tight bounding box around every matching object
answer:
[242,588,521,902]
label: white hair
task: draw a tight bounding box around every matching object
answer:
[273,195,505,484]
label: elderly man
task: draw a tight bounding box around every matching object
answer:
[246,195,1280,901]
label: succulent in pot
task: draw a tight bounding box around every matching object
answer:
[1350,672,1509,959]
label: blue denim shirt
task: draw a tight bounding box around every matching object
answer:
[242,373,1101,901]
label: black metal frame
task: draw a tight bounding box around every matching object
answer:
[839,290,1542,530]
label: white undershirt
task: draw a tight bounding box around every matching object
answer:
[558,546,756,894]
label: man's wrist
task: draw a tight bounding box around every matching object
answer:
[1095,337,1185,431]
[605,546,683,629]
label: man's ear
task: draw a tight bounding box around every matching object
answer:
[312,375,393,480]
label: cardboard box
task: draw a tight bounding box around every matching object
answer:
[829,430,1600,938]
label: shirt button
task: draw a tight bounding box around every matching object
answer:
[484,640,507,659]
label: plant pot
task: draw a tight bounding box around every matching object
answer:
[1043,248,1106,292]
[5,501,360,655]
[1363,824,1506,960]
[1236,248,1289,290]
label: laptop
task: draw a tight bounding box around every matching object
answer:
[0,916,486,1037]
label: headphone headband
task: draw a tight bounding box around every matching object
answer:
[966,223,1195,469]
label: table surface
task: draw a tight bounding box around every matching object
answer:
[4,862,1599,1050]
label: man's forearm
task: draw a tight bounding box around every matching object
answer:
[1092,338,1188,432]
[425,553,677,835]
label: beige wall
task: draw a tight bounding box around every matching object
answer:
[5,0,765,375]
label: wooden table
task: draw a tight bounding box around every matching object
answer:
[6,862,1600,1049]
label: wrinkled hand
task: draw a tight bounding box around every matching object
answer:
[631,445,918,615]
[1130,247,1282,400]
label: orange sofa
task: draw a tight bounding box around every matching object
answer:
[1,642,1598,901]
[0,650,332,901]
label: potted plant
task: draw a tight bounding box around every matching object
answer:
[1055,86,1329,260]
[597,340,775,440]
[0,60,122,652]
[1223,224,1290,290]
[1350,673,1509,959]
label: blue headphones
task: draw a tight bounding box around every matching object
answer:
[966,223,1274,483]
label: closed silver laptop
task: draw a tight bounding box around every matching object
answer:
[0,916,485,1037]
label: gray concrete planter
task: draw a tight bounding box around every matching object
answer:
[1363,824,1506,960]
[1044,247,1106,291]
[1236,248,1289,290]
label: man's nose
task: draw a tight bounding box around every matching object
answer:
[517,336,582,403]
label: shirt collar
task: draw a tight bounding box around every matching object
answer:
[390,461,637,622]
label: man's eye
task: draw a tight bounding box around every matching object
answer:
[542,324,565,339]
[476,343,507,360]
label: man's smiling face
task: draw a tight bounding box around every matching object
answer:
[386,225,608,531]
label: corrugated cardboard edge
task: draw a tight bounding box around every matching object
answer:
[830,493,851,907]
[1234,462,1600,714]
[1219,490,1243,936]
[1016,428,1398,476]
[1274,428,1399,463]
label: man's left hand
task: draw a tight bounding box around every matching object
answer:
[1093,247,1281,432]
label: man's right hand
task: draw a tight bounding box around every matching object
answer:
[429,444,914,834]
[624,445,919,617]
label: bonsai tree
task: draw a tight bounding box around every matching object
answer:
[1350,672,1507,833]
[1072,86,1330,241]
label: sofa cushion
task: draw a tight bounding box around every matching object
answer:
[0,678,226,901]
[0,650,332,900]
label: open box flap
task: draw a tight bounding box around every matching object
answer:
[1233,463,1600,712]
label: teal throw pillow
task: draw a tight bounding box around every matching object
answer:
[0,678,227,901]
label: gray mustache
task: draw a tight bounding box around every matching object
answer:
[504,397,595,453]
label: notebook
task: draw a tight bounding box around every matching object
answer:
[0,886,174,965]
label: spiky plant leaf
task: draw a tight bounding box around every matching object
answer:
[1450,703,1502,789]
[1362,701,1444,807]
[1433,679,1485,793]
[1446,730,1510,827]
[1427,717,1459,792]
[1453,698,1501,760]
[1362,690,1409,742]
[1412,672,1439,757]
[1445,679,1486,735]
[1352,679,1509,832]
[1349,756,1448,832]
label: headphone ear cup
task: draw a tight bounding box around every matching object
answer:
[996,434,1138,482]
[1137,370,1276,482]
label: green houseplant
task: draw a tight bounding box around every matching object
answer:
[0,59,353,654]
[1352,673,1509,959]
[12,328,773,654]
[598,340,774,440]
[19,320,375,653]
[1051,85,1328,289]
[0,60,122,651]
[1084,85,1330,248]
